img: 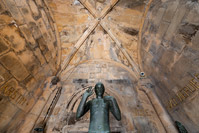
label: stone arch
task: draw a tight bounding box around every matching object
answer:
[45,59,166,132]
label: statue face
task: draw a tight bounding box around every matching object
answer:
[94,82,105,97]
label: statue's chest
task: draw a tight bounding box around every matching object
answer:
[91,99,108,109]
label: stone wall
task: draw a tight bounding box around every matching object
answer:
[45,60,166,133]
[139,0,199,132]
[0,0,60,132]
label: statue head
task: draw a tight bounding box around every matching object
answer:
[94,82,105,97]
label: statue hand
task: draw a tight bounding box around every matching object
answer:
[83,87,93,98]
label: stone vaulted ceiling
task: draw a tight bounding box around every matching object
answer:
[46,0,147,77]
[1,0,199,132]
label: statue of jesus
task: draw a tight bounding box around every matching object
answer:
[76,82,121,133]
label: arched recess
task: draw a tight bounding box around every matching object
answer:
[45,59,166,133]
[138,0,199,132]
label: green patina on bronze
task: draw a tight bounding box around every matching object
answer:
[175,121,188,133]
[76,82,121,133]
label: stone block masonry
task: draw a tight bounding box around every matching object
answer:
[0,37,9,55]
[0,79,28,107]
[0,0,61,132]
[166,74,199,110]
[0,52,29,81]
[140,0,199,132]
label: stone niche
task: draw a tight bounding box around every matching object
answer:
[45,60,166,133]
[139,0,199,132]
[0,0,60,132]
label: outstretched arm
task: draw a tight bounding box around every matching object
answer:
[105,96,121,121]
[76,88,93,119]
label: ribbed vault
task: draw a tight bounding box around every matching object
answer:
[46,0,146,77]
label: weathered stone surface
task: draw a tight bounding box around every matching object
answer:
[171,56,192,78]
[6,110,27,133]
[0,64,12,86]
[151,45,165,65]
[157,21,169,39]
[179,24,196,36]
[0,52,29,81]
[148,41,159,56]
[0,78,17,94]
[0,37,9,56]
[183,93,199,127]
[42,63,53,77]
[1,0,190,132]
[33,47,46,65]
[22,75,37,92]
[30,97,46,115]
[17,49,40,75]
[153,7,166,26]
[182,46,199,62]
[28,21,42,39]
[48,58,57,74]
[36,36,48,52]
[162,0,179,23]
[0,14,13,27]
[33,87,42,99]
[40,31,55,58]
[37,18,48,35]
[22,93,36,112]
[3,0,24,24]
[41,9,51,29]
[0,101,19,131]
[47,0,146,67]
[35,0,43,7]
[17,113,38,133]
[19,24,37,48]
[164,5,187,40]
[48,28,56,44]
[34,67,47,87]
[1,26,26,52]
[0,0,59,131]
[44,50,52,63]
[0,79,28,107]
[15,0,36,24]
[140,0,199,132]
[14,0,28,7]
[171,35,186,53]
[185,6,199,25]
[27,0,41,20]
[0,1,6,13]
[140,50,153,76]
[191,30,199,50]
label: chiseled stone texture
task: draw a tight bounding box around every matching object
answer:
[140,0,199,132]
[0,0,60,132]
[47,0,146,69]
[45,61,165,133]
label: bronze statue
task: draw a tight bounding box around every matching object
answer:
[175,121,188,133]
[76,82,121,133]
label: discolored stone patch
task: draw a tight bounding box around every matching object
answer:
[0,37,9,55]
[0,52,29,81]
[0,64,12,86]
[122,27,138,36]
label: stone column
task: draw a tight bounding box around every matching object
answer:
[138,78,178,133]
[17,76,61,133]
